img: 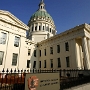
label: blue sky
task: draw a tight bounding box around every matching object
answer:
[0,0,90,34]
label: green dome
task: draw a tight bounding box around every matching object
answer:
[30,10,53,21]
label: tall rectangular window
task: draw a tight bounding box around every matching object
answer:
[50,47,53,54]
[12,53,18,66]
[44,60,46,68]
[27,60,30,68]
[28,49,31,56]
[57,45,60,53]
[0,51,4,65]
[39,50,41,57]
[33,61,36,68]
[14,36,20,47]
[39,61,41,68]
[57,58,61,68]
[50,59,53,68]
[65,42,69,51]
[44,49,46,56]
[66,56,70,67]
[34,50,36,57]
[0,32,7,44]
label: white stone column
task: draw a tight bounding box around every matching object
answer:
[87,38,90,59]
[75,39,80,69]
[82,37,90,69]
[41,23,43,31]
[33,24,35,31]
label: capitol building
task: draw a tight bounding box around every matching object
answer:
[0,0,90,71]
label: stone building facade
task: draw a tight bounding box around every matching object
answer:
[0,0,90,71]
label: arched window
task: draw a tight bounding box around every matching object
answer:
[50,28,51,32]
[41,6,42,9]
[35,26,37,31]
[43,26,44,30]
[39,26,41,30]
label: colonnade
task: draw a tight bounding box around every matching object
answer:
[29,23,55,35]
[75,37,90,69]
[82,37,90,69]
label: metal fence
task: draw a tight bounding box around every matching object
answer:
[60,69,90,90]
[0,69,90,90]
[0,69,25,90]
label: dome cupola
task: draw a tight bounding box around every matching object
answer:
[27,0,56,42]
[39,0,45,11]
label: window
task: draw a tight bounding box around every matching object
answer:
[0,51,4,65]
[44,60,46,68]
[33,61,36,68]
[66,56,70,67]
[39,26,41,30]
[35,26,37,31]
[39,61,41,68]
[50,28,51,32]
[65,42,69,51]
[43,26,44,30]
[44,49,46,56]
[50,47,53,54]
[50,59,53,68]
[12,53,18,66]
[57,45,60,53]
[34,50,36,57]
[39,50,41,57]
[27,60,30,68]
[28,49,31,56]
[14,36,20,47]
[57,58,61,68]
[41,6,42,9]
[0,32,7,44]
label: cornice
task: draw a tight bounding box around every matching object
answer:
[0,10,29,30]
[0,17,28,30]
[38,23,86,44]
[26,39,36,44]
[84,23,90,33]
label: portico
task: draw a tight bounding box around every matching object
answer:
[74,36,90,69]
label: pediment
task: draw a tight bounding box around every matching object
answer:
[0,10,29,30]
